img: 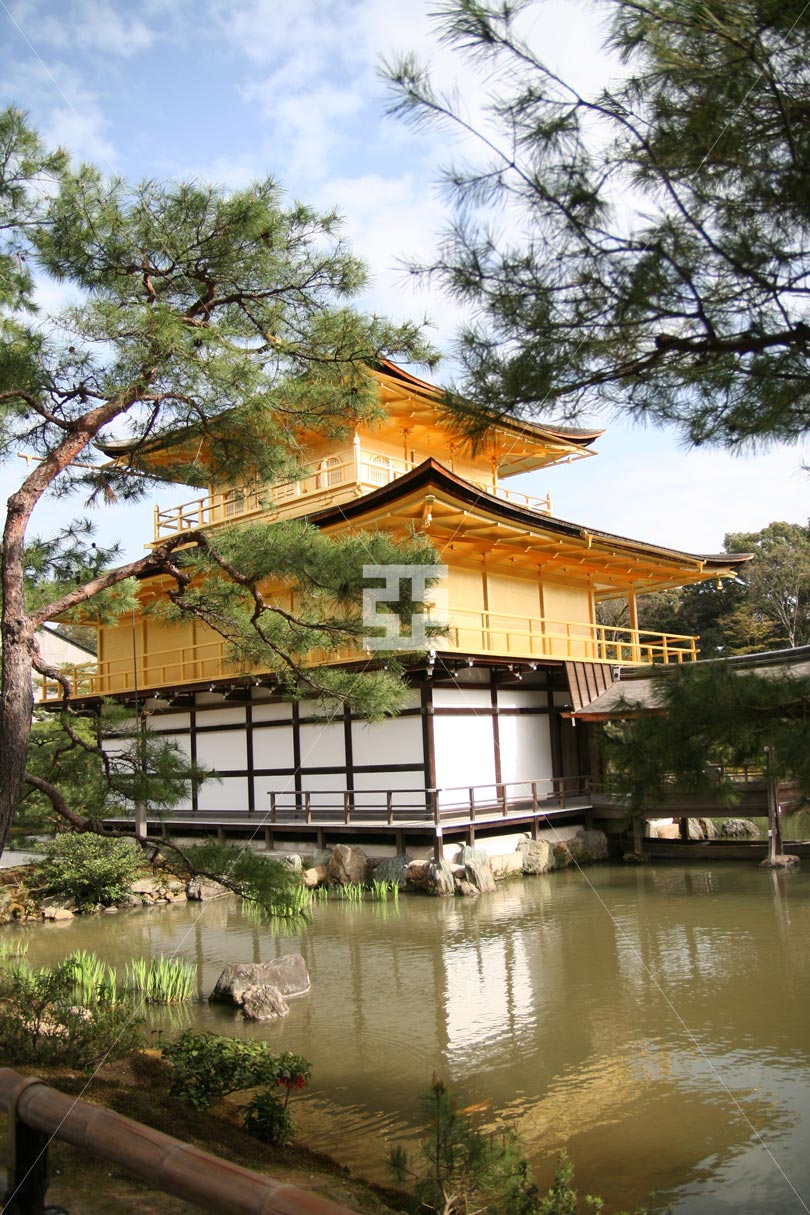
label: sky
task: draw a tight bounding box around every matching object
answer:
[0,0,807,563]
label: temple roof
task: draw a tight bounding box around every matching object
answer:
[308,457,750,597]
[569,645,810,720]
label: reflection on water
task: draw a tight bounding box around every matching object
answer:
[12,863,810,1214]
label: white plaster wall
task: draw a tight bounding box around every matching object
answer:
[252,702,293,723]
[197,775,249,813]
[196,729,247,772]
[297,770,348,811]
[197,706,248,728]
[498,714,553,794]
[252,726,294,769]
[156,732,192,759]
[496,689,547,710]
[433,687,491,709]
[351,716,423,768]
[300,721,345,768]
[352,770,426,810]
[151,712,191,731]
[433,714,496,805]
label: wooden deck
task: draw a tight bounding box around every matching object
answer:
[106,777,599,860]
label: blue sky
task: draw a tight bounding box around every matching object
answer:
[1,0,807,562]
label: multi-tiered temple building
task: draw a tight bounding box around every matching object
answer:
[46,362,746,856]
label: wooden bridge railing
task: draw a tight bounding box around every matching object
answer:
[268,776,591,826]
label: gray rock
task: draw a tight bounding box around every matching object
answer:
[240,984,289,1021]
[131,878,159,895]
[760,853,800,870]
[464,855,496,894]
[721,818,761,838]
[303,864,328,888]
[373,855,411,886]
[209,954,310,1006]
[327,844,369,885]
[456,880,480,898]
[698,817,719,840]
[518,839,553,874]
[575,828,609,860]
[186,876,230,901]
[265,853,303,873]
[457,845,489,867]
[424,859,456,897]
[40,896,76,921]
[687,818,705,840]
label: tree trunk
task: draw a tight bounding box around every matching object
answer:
[0,499,36,855]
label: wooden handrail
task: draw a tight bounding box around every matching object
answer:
[0,1068,359,1215]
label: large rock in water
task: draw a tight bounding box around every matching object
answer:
[327,844,369,885]
[374,855,411,885]
[518,838,553,875]
[424,859,456,897]
[186,876,230,901]
[210,954,311,1008]
[240,986,289,1021]
[458,845,496,893]
[721,818,761,838]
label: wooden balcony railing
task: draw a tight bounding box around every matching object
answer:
[152,448,552,541]
[36,610,696,701]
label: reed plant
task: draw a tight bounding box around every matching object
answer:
[335,882,364,903]
[0,938,29,964]
[368,879,399,902]
[126,956,196,1004]
[65,949,118,1006]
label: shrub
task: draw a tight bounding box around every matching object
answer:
[0,962,142,1070]
[30,833,139,907]
[162,1031,310,1143]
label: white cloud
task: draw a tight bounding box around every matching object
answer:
[7,0,154,57]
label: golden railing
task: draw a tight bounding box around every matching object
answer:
[36,610,696,701]
[152,448,552,541]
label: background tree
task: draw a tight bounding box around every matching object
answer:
[0,108,438,853]
[385,0,810,447]
[599,521,810,656]
[601,662,810,815]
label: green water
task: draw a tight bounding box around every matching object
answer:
[8,863,810,1214]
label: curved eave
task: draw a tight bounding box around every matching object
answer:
[307,457,751,584]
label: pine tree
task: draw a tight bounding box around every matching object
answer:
[384,0,810,447]
[0,108,437,853]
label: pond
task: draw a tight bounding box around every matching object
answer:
[12,862,810,1215]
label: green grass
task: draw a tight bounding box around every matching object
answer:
[368,879,399,902]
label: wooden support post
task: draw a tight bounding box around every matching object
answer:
[679,817,689,840]
[531,781,538,814]
[633,815,644,855]
[316,828,325,851]
[305,792,312,824]
[387,791,394,825]
[395,829,405,854]
[765,745,783,864]
[531,817,540,841]
[431,789,440,825]
[433,828,444,861]
[469,787,475,819]
[501,783,508,816]
[467,823,476,846]
[344,790,351,824]
[263,826,273,850]
[4,1076,50,1215]
[217,825,225,845]
[270,792,277,824]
